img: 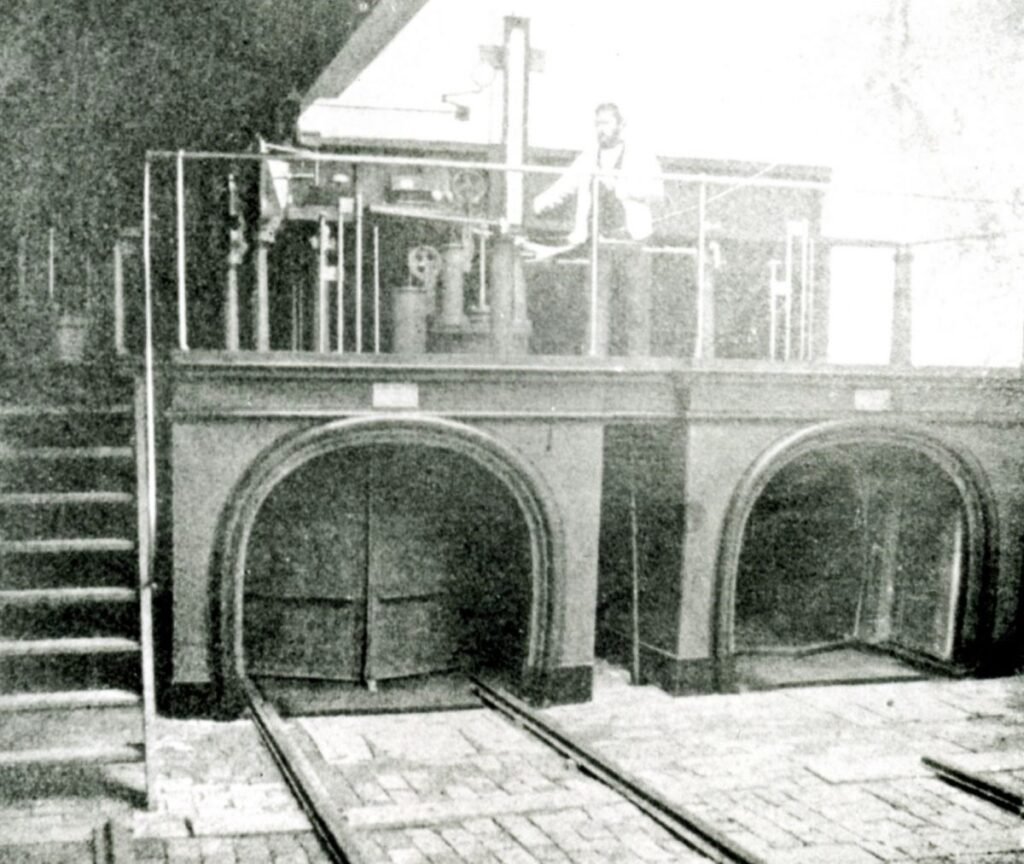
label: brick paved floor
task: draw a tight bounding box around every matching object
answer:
[3,669,1024,861]
[544,665,1024,863]
[291,708,713,862]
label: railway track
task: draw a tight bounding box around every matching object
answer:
[243,674,768,864]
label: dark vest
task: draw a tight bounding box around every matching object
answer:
[597,145,627,239]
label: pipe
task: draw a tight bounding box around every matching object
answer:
[588,173,600,357]
[355,190,364,353]
[373,225,380,353]
[336,198,345,353]
[176,150,188,351]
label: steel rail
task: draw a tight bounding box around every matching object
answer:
[242,678,370,864]
[922,755,1023,814]
[470,677,768,864]
[245,668,768,863]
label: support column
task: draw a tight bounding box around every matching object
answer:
[694,183,716,361]
[489,236,529,355]
[891,245,913,366]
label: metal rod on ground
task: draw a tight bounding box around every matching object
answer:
[628,443,642,685]
[176,150,188,351]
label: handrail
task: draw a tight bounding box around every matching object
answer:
[147,148,832,192]
[139,147,1012,366]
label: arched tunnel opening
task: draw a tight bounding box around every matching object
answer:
[241,442,533,712]
[732,441,973,689]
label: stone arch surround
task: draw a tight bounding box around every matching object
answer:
[713,420,998,678]
[209,415,576,708]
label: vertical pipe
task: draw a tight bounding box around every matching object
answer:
[799,226,810,359]
[355,190,364,353]
[48,226,55,305]
[316,215,329,352]
[479,234,488,309]
[588,173,600,357]
[783,227,793,361]
[176,150,188,351]
[17,235,26,306]
[628,445,642,686]
[255,243,270,351]
[291,281,301,351]
[336,199,345,353]
[891,245,913,366]
[113,239,126,355]
[373,225,381,353]
[140,157,158,809]
[502,18,529,227]
[805,239,816,361]
[694,182,708,360]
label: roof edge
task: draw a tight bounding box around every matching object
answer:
[300,0,434,111]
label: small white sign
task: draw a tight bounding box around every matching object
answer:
[372,382,419,409]
[853,388,892,412]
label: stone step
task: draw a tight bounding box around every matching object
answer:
[0,637,140,657]
[0,743,144,767]
[0,587,136,606]
[0,446,133,461]
[0,688,141,713]
[0,538,135,554]
[0,491,134,506]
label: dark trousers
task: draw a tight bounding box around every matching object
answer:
[589,240,652,356]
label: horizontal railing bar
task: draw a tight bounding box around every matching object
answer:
[146,149,834,192]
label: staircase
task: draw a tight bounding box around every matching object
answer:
[0,365,155,805]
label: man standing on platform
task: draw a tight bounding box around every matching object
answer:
[532,102,663,356]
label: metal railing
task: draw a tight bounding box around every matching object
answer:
[132,148,1015,366]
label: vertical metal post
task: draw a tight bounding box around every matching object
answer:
[48,227,55,304]
[588,173,600,357]
[479,234,488,309]
[373,225,381,353]
[806,239,816,361]
[355,190,364,353]
[798,224,810,359]
[255,242,270,351]
[891,245,913,366]
[113,239,126,355]
[140,157,158,808]
[502,18,529,228]
[628,445,642,686]
[176,150,188,351]
[316,215,330,352]
[16,236,26,305]
[694,182,708,360]
[783,226,793,361]
[336,199,346,353]
[225,174,241,352]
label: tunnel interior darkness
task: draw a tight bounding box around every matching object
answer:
[242,443,532,691]
[734,442,967,665]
